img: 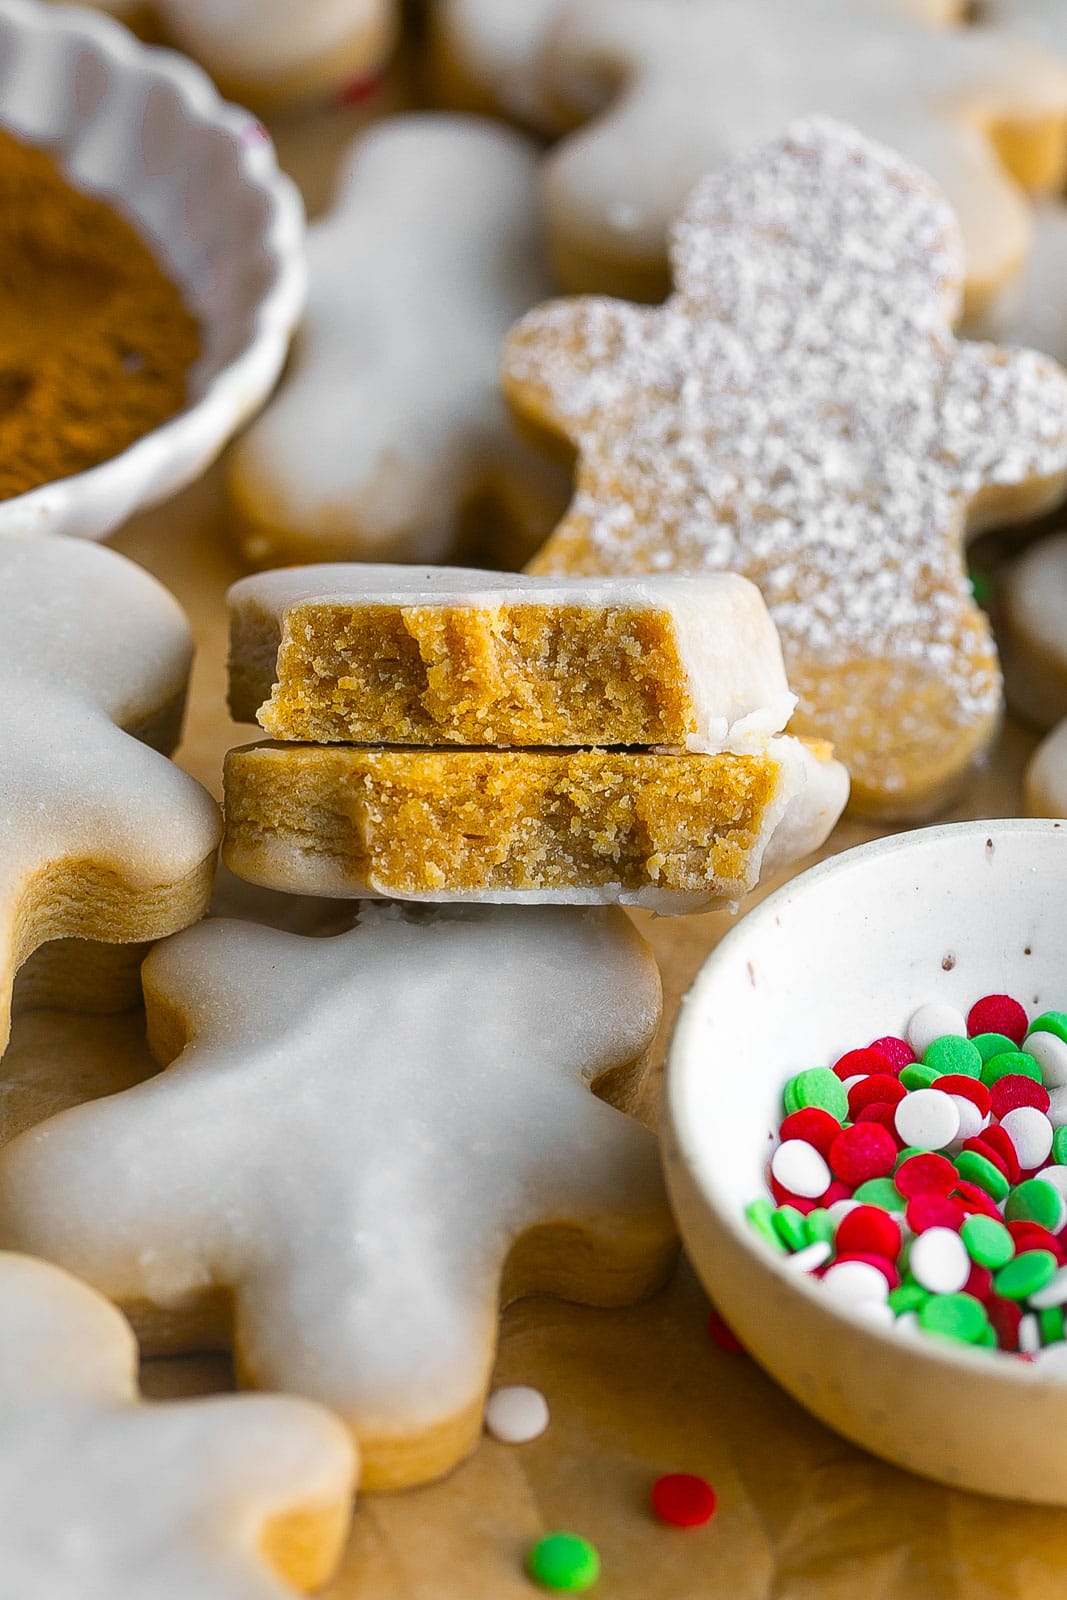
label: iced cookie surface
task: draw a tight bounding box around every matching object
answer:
[506,121,1067,817]
[0,1252,356,1598]
[228,565,796,749]
[1003,533,1067,730]
[0,535,221,1054]
[222,739,847,909]
[0,906,676,1488]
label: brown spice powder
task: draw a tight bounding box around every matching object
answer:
[0,129,200,500]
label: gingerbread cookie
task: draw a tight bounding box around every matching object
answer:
[227,116,569,572]
[0,1252,356,1596]
[1025,719,1067,816]
[65,0,398,109]
[0,906,676,1488]
[1002,532,1067,730]
[504,121,1067,817]
[430,0,963,129]
[222,740,848,908]
[0,535,221,1055]
[228,565,798,747]
[536,0,1067,309]
[967,201,1067,368]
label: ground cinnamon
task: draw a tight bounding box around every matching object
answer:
[0,128,200,500]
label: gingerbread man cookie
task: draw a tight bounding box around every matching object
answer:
[430,0,963,129]
[65,0,398,109]
[536,0,1067,309]
[0,906,677,1489]
[227,115,569,572]
[0,1252,356,1597]
[1002,532,1067,730]
[0,535,221,1055]
[504,121,1067,817]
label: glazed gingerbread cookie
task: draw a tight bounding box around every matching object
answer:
[430,0,964,129]
[503,120,1067,818]
[0,535,221,1055]
[0,1252,356,1597]
[65,0,398,109]
[227,115,569,572]
[0,905,677,1489]
[535,0,1067,309]
[1002,532,1067,731]
[967,201,1067,368]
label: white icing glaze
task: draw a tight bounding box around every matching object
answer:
[967,200,1067,368]
[0,906,674,1479]
[228,563,798,750]
[504,122,1067,786]
[0,535,221,1039]
[59,0,395,87]
[434,0,961,131]
[540,0,1067,300]
[0,1252,356,1599]
[228,115,568,567]
[1003,532,1067,729]
[1026,716,1067,817]
[980,0,1067,55]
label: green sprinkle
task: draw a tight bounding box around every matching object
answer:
[804,1209,835,1248]
[960,1214,1015,1270]
[527,1534,601,1593]
[853,1177,905,1212]
[953,1150,1009,1202]
[746,1198,786,1252]
[1030,1012,1067,1047]
[981,1051,1043,1088]
[923,1035,982,1078]
[969,567,994,608]
[1005,1178,1063,1230]
[974,1323,998,1349]
[971,1032,1018,1064]
[888,1283,929,1315]
[900,1063,942,1090]
[994,1250,1059,1301]
[783,1067,848,1121]
[918,1293,989,1344]
[1053,1127,1067,1167]
[772,1206,809,1252]
[1040,1304,1066,1346]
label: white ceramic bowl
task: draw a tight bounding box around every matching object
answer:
[664,818,1067,1504]
[0,0,305,539]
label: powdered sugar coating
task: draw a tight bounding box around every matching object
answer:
[0,1253,356,1599]
[507,121,1067,812]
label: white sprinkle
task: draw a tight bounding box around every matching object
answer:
[1038,1165,1067,1201]
[484,1386,550,1445]
[895,1088,960,1151]
[909,1227,970,1294]
[907,1004,968,1058]
[842,1074,869,1093]
[894,1311,922,1337]
[852,1297,895,1329]
[947,1095,986,1147]
[1028,1267,1067,1310]
[1033,1343,1067,1376]
[1000,1106,1054,1171]
[828,1198,860,1224]
[1026,1030,1067,1089]
[823,1259,890,1306]
[784,1240,832,1273]
[1048,1086,1067,1129]
[771,1139,831,1199]
[1019,1313,1042,1355]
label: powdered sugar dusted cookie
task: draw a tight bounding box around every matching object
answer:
[430,0,963,129]
[967,200,1067,368]
[0,906,676,1488]
[0,535,221,1056]
[228,115,569,572]
[0,1252,356,1597]
[538,0,1067,308]
[227,564,798,747]
[1025,718,1067,816]
[1002,532,1067,729]
[504,121,1067,817]
[67,0,398,109]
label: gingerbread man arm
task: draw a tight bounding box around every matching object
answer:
[943,341,1067,529]
[502,295,657,443]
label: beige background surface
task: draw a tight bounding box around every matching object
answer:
[11,66,1067,1600]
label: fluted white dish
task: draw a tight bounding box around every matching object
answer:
[664,818,1067,1504]
[0,0,306,539]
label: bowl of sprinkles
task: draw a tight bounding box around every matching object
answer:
[0,0,304,540]
[663,817,1067,1503]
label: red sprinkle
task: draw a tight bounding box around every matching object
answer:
[834,1251,900,1290]
[931,1074,991,1114]
[833,1047,896,1081]
[989,1075,1051,1119]
[961,1136,1009,1179]
[975,1124,1022,1185]
[963,1262,994,1302]
[854,1102,902,1139]
[895,1152,957,1199]
[848,1075,907,1115]
[987,1296,1023,1351]
[954,1181,1004,1220]
[779,1107,841,1158]
[967,994,1029,1045]
[836,1205,902,1261]
[906,1193,966,1234]
[651,1473,717,1528]
[769,1177,818,1214]
[707,1310,744,1354]
[822,1181,854,1207]
[1007,1221,1064,1261]
[869,1036,916,1073]
[828,1122,898,1187]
